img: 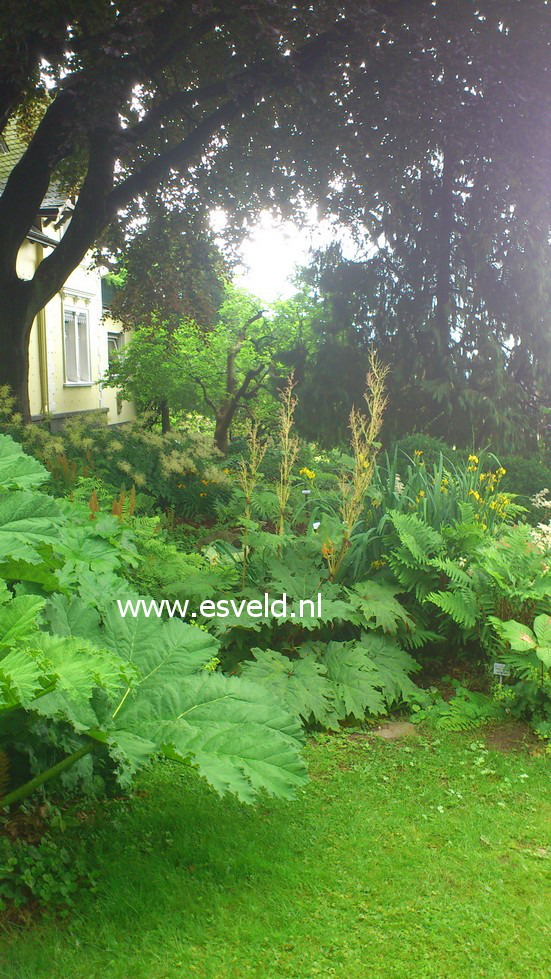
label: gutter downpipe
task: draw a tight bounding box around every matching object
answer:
[36,244,49,416]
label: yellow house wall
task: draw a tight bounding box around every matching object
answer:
[16,235,135,425]
[101,315,136,425]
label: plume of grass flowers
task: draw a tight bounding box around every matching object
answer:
[324,352,388,581]
[276,374,300,547]
[238,421,267,588]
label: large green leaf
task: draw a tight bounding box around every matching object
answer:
[95,603,218,678]
[321,641,385,719]
[534,615,551,650]
[0,491,62,563]
[32,633,131,700]
[0,647,45,708]
[241,648,336,726]
[42,597,307,802]
[358,635,423,705]
[53,526,126,574]
[490,617,537,652]
[46,593,101,641]
[0,594,45,648]
[534,615,551,668]
[117,673,307,802]
[348,580,413,634]
[0,434,50,491]
[0,558,61,592]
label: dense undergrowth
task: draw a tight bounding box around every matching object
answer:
[0,371,549,917]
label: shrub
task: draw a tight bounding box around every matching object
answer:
[390,433,464,470]
[0,433,308,822]
[0,407,234,520]
[209,360,428,727]
[499,454,551,521]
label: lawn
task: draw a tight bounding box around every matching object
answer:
[1,729,550,979]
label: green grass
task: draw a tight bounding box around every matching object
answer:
[1,731,550,978]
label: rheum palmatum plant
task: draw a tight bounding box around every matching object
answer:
[276,374,300,544]
[324,353,388,581]
[238,422,268,588]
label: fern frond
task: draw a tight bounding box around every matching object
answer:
[388,511,445,563]
[427,588,478,628]
[434,690,501,731]
[430,556,472,588]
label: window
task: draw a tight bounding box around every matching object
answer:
[107,331,122,367]
[107,333,124,414]
[63,305,91,383]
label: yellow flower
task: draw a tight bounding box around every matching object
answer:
[468,454,479,464]
[299,467,316,481]
[414,449,424,457]
[201,479,209,486]
[199,492,207,498]
[370,558,387,571]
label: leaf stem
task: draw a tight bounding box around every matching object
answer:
[0,742,96,809]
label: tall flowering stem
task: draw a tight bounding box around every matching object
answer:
[238,422,267,589]
[276,374,300,550]
[324,353,389,581]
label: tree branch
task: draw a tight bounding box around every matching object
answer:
[233,363,267,403]
[108,97,245,213]
[242,368,270,401]
[30,127,116,313]
[191,374,218,414]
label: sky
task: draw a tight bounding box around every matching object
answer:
[212,207,359,305]
[236,209,320,302]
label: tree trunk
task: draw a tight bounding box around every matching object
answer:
[0,283,34,421]
[214,409,232,455]
[434,142,455,372]
[160,399,171,434]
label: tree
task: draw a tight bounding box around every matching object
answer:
[1,0,548,434]
[103,198,227,334]
[101,195,228,433]
[289,1,551,450]
[0,0,418,419]
[104,285,294,452]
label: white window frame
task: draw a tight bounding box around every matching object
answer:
[63,299,92,386]
[107,331,123,366]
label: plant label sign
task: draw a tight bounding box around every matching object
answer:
[493,662,511,678]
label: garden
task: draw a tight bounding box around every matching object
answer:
[0,2,550,977]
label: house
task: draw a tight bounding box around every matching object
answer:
[0,129,135,429]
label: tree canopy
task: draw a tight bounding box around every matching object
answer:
[0,0,549,444]
[105,284,303,450]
